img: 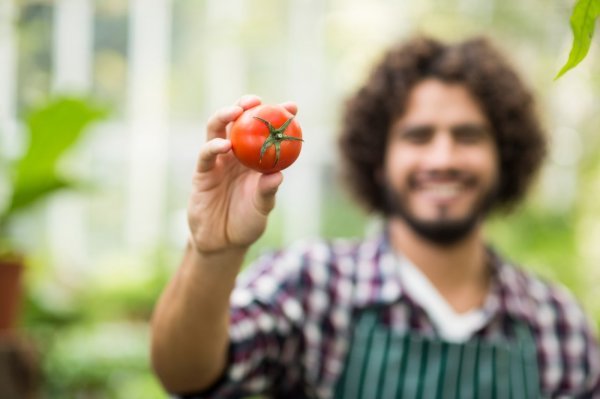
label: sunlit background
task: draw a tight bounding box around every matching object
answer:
[0,0,599,397]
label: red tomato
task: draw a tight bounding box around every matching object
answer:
[230,104,303,173]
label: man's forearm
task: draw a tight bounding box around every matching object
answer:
[151,242,246,393]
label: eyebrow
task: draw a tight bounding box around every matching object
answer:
[451,123,492,136]
[394,122,491,136]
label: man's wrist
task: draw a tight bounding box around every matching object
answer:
[186,237,248,273]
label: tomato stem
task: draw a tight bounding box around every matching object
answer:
[254,116,303,167]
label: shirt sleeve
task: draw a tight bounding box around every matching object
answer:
[542,284,600,398]
[580,319,600,398]
[174,248,310,398]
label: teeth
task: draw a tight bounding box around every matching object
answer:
[422,184,461,198]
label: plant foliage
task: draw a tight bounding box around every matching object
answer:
[0,97,106,241]
[556,0,600,79]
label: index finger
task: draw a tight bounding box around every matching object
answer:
[206,95,265,140]
[206,105,243,140]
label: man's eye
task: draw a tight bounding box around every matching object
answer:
[453,126,489,143]
[399,127,433,143]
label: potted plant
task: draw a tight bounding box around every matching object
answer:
[0,96,106,332]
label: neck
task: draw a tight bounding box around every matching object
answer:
[388,217,491,313]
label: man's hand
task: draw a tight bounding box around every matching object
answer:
[188,95,298,255]
[151,96,298,393]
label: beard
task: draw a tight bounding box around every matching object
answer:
[382,171,499,246]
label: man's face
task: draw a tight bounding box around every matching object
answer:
[383,79,500,245]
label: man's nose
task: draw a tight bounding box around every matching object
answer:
[423,131,458,169]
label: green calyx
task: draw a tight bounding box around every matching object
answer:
[254,116,303,167]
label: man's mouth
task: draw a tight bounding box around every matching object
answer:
[410,175,476,205]
[418,182,463,200]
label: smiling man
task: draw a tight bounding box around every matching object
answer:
[151,36,600,398]
[383,79,499,246]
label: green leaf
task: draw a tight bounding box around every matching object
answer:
[16,97,107,181]
[555,0,600,79]
[7,176,72,215]
[5,96,107,219]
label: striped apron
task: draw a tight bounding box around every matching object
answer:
[333,308,541,399]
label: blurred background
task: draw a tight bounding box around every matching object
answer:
[0,0,598,397]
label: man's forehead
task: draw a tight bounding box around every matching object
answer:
[396,78,488,125]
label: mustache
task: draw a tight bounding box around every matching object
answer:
[408,169,478,188]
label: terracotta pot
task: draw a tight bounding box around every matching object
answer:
[0,257,24,331]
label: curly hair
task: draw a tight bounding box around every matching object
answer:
[338,36,547,215]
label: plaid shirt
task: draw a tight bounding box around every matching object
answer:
[182,232,600,398]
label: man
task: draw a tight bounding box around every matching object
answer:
[151,36,600,398]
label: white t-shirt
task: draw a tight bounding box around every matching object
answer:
[397,255,490,343]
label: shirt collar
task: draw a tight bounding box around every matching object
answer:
[485,248,536,323]
[352,229,403,307]
[352,228,535,323]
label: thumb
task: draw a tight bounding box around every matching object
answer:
[254,172,284,216]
